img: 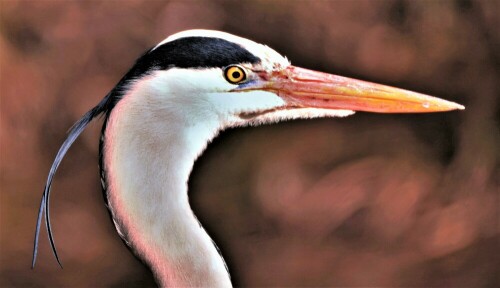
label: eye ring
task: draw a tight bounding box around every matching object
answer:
[224,65,247,84]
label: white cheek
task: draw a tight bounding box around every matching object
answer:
[120,69,227,132]
[148,69,289,125]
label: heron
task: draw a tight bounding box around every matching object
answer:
[32,30,464,287]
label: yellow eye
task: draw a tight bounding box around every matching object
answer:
[224,65,247,84]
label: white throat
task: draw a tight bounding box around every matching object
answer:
[102,78,231,287]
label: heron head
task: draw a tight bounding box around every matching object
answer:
[117,30,464,129]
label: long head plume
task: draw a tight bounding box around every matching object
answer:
[31,44,154,268]
[31,95,111,268]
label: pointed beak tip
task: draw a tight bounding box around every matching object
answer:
[440,100,465,112]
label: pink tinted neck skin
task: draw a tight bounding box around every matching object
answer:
[101,87,232,287]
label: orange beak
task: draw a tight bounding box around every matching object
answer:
[251,66,464,113]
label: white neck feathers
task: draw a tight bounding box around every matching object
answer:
[102,77,231,287]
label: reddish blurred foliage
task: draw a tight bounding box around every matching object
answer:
[1,1,498,287]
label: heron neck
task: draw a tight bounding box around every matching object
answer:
[102,91,231,287]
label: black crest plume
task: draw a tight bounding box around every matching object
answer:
[31,95,111,268]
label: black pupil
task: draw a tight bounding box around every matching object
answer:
[231,71,241,79]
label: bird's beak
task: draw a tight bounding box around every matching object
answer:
[250,66,464,113]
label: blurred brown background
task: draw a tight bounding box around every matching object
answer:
[1,0,498,287]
